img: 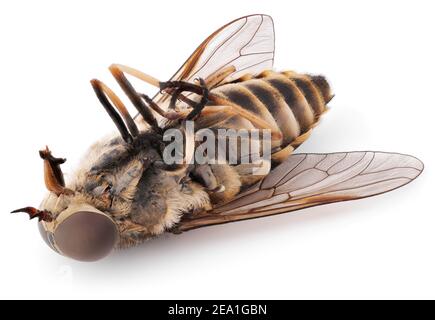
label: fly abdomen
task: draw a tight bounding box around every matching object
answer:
[242,80,301,145]
[212,83,283,149]
[283,73,325,119]
[211,70,332,156]
[263,75,315,132]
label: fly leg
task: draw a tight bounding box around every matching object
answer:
[109,64,159,129]
[140,93,189,120]
[187,78,209,120]
[160,78,209,120]
[191,164,225,193]
[168,88,197,110]
[140,93,233,127]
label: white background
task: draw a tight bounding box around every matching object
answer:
[0,0,433,299]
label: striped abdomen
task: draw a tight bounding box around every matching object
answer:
[211,70,333,163]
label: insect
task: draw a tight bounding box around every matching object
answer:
[11,15,423,261]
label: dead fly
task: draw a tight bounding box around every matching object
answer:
[11,15,423,261]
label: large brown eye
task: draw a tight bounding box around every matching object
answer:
[54,211,118,262]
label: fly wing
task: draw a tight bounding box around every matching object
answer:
[151,14,275,109]
[173,151,423,232]
[170,14,275,84]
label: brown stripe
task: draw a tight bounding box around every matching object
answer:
[264,76,314,132]
[213,84,280,134]
[291,77,325,118]
[243,79,300,144]
[208,93,283,141]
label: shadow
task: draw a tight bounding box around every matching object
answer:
[61,175,424,282]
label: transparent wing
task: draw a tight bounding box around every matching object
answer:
[171,14,275,84]
[152,14,275,109]
[173,151,424,232]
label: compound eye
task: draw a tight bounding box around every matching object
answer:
[54,211,118,262]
